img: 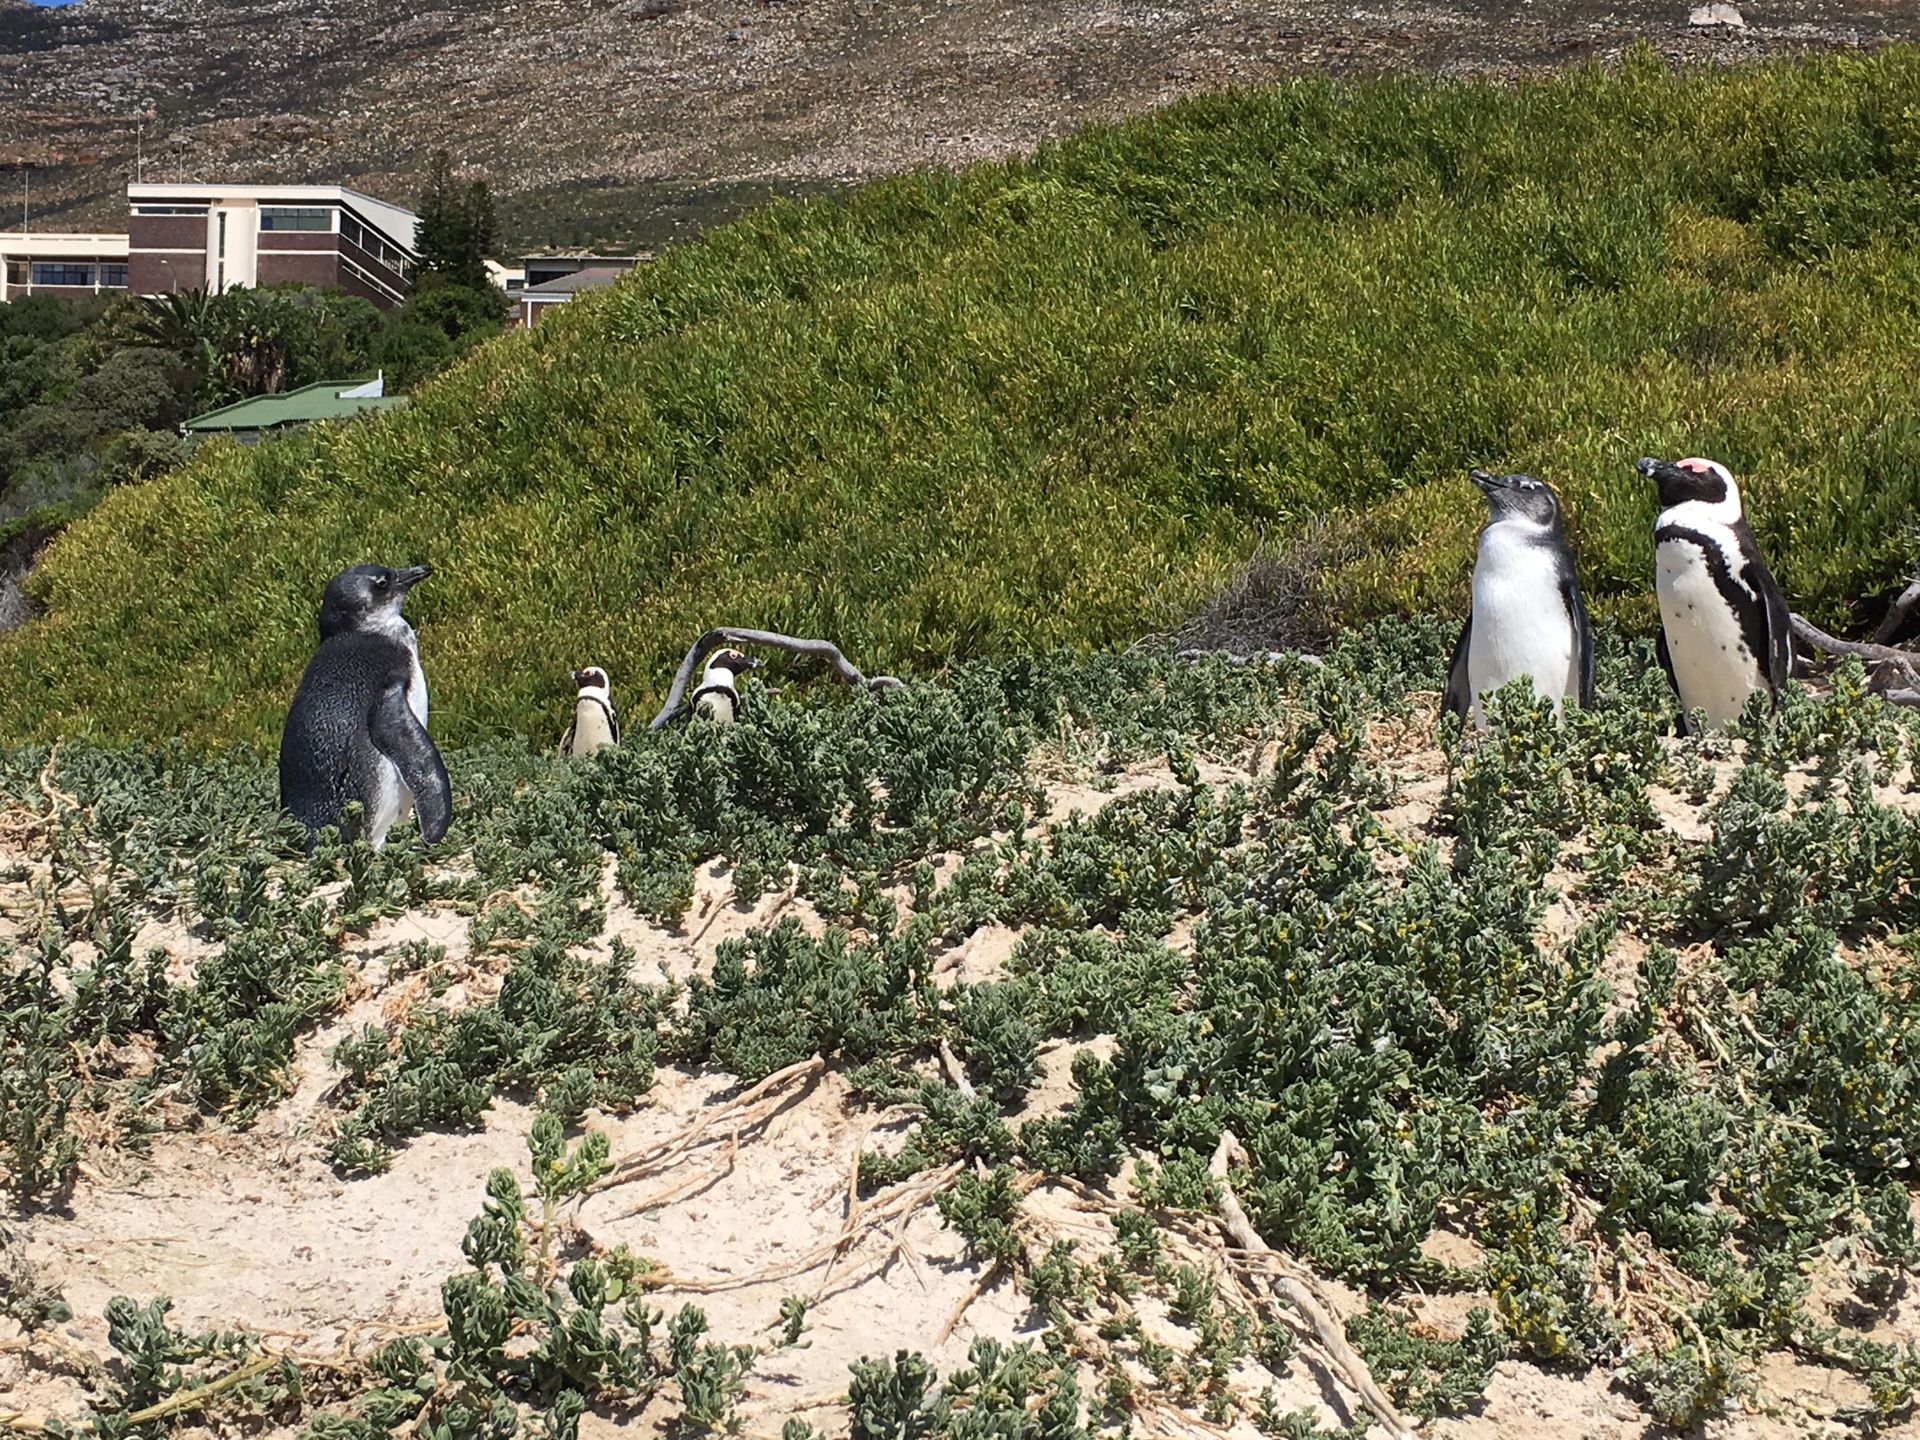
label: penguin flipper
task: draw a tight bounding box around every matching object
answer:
[1755,559,1793,699]
[1654,628,1688,736]
[369,684,452,843]
[559,721,577,758]
[1441,615,1473,722]
[1563,573,1595,709]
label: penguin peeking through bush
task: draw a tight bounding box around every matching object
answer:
[690,646,763,725]
[561,666,619,755]
[279,563,450,851]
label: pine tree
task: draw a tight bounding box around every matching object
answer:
[413,151,489,292]
[463,181,497,289]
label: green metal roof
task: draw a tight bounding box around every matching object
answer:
[183,381,408,433]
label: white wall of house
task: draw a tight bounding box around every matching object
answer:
[0,232,131,301]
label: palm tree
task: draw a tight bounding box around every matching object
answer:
[128,289,222,381]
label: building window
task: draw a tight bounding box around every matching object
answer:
[4,261,26,286]
[132,205,209,216]
[30,263,95,287]
[98,264,129,288]
[260,207,335,231]
[339,213,412,279]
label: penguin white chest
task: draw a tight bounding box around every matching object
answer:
[365,630,428,849]
[1656,534,1762,728]
[404,630,428,725]
[1467,525,1575,724]
[569,697,616,754]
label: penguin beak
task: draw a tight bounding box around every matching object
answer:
[1635,457,1664,480]
[568,669,586,686]
[1469,469,1512,494]
[393,564,432,589]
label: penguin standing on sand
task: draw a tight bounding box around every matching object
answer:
[691,647,761,725]
[561,666,619,755]
[1638,455,1792,731]
[279,564,450,850]
[1443,469,1594,729]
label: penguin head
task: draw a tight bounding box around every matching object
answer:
[317,563,431,639]
[569,666,612,699]
[1637,456,1739,513]
[700,646,762,687]
[1470,470,1562,530]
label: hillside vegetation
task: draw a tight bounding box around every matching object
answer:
[7,47,1920,748]
[9,636,1920,1435]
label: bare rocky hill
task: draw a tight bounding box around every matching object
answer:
[4,0,1919,252]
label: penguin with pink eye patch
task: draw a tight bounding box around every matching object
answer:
[690,646,763,725]
[1637,455,1792,731]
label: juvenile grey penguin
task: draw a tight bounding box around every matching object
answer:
[279,564,450,850]
[560,666,619,756]
[1443,469,1594,729]
[1638,455,1791,731]
[690,647,761,725]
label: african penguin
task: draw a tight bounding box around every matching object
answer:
[691,647,761,725]
[561,666,619,756]
[1638,455,1791,731]
[279,564,450,850]
[1443,469,1594,730]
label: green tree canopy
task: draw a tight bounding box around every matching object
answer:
[415,150,498,292]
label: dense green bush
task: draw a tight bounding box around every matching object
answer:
[8,48,1920,746]
[10,625,1920,1430]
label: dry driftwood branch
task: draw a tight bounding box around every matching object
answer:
[1210,1131,1418,1440]
[1872,571,1920,648]
[649,628,906,729]
[1788,613,1920,685]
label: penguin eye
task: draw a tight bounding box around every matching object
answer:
[374,576,389,589]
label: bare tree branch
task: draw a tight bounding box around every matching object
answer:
[1789,613,1920,688]
[1872,572,1920,648]
[648,628,905,730]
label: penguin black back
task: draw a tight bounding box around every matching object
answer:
[280,564,450,848]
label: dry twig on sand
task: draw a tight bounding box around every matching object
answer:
[1210,1131,1418,1440]
[662,1162,967,1295]
[0,1354,284,1435]
[649,629,905,729]
[579,1055,825,1203]
[937,1039,977,1101]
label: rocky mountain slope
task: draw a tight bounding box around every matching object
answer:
[5,0,1919,252]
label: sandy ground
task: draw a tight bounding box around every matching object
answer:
[3,734,1919,1437]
